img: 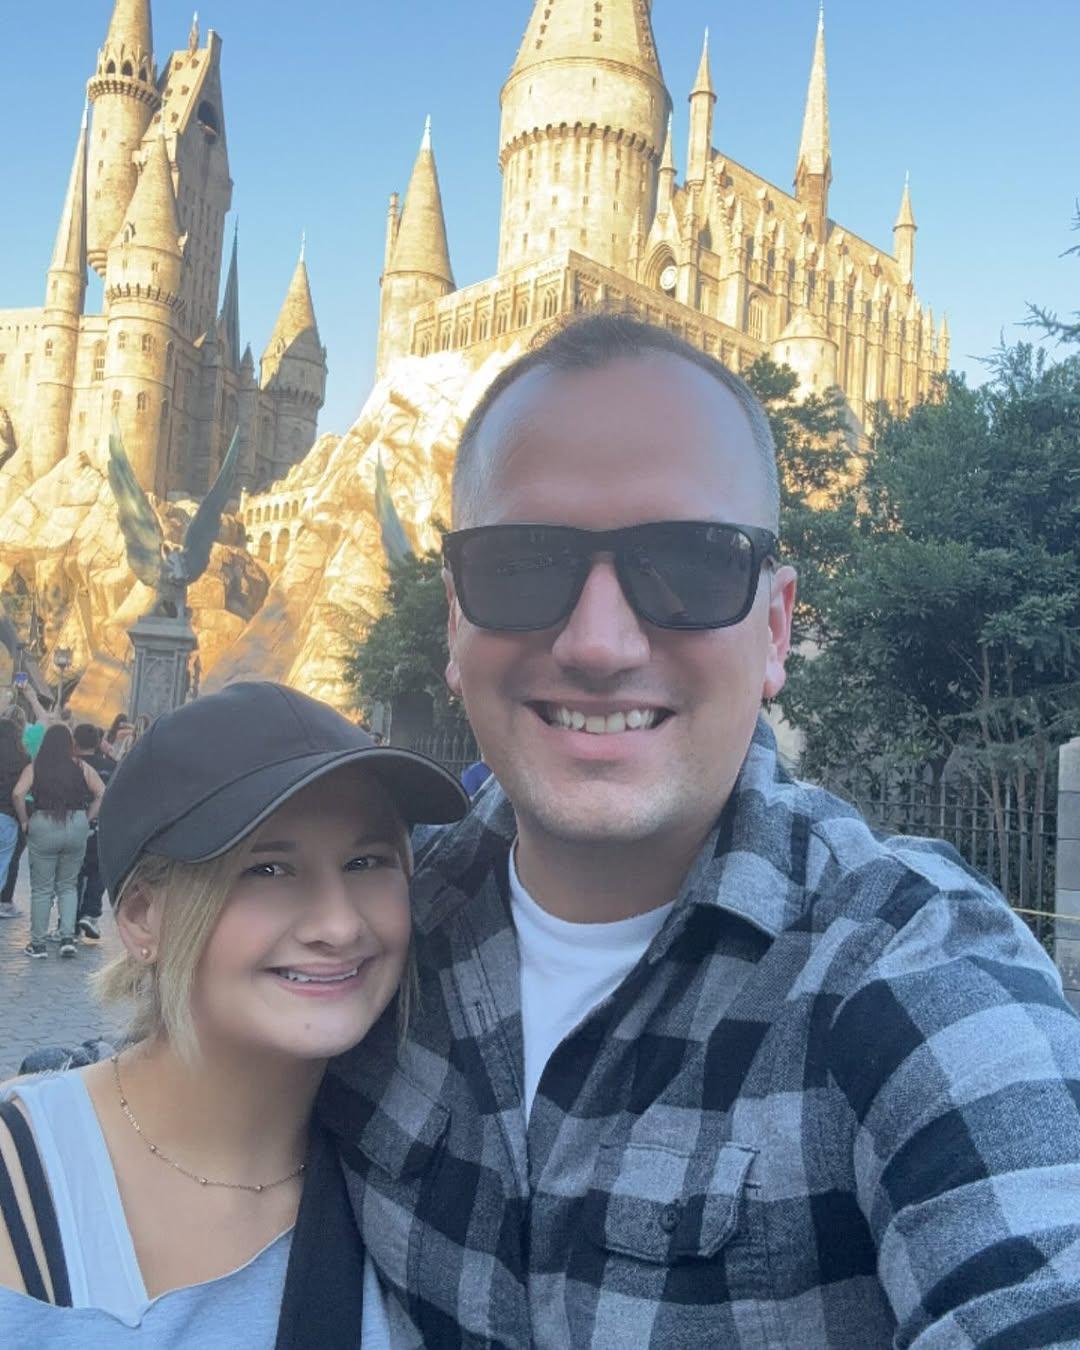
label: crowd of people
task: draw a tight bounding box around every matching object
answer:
[0,694,149,954]
[0,313,1079,1346]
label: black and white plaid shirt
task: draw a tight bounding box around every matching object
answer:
[320,719,1080,1347]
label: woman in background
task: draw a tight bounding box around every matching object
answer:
[0,720,29,920]
[13,724,105,958]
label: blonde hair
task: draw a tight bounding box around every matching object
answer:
[96,805,414,1063]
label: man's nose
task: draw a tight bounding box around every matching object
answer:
[551,558,651,677]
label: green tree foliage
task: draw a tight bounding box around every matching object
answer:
[778,345,1080,888]
[341,548,457,726]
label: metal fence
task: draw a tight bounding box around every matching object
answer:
[408,728,480,780]
[818,766,1058,947]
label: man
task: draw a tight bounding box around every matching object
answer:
[72,722,114,940]
[300,314,1080,1347]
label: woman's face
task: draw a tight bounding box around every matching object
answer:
[190,766,411,1062]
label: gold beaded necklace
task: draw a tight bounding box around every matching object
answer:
[111,1054,306,1194]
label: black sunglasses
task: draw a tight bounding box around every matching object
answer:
[442,521,778,632]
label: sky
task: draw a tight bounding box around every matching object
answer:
[2,1,1078,437]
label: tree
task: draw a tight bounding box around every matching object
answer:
[341,547,460,729]
[778,345,1080,898]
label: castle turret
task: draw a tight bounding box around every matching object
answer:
[657,116,676,217]
[102,127,185,495]
[686,30,715,190]
[498,0,671,273]
[893,172,917,283]
[794,5,831,246]
[32,106,89,478]
[260,242,326,485]
[86,0,161,275]
[375,119,454,379]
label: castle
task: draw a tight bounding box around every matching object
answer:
[375,1,948,425]
[0,0,327,502]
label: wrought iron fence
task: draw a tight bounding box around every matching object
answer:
[817,766,1057,948]
[408,728,480,781]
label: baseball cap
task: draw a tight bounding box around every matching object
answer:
[97,681,469,900]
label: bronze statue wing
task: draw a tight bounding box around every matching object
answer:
[181,427,240,583]
[107,421,163,590]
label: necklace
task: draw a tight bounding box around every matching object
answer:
[111,1054,306,1193]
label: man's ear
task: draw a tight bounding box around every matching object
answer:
[762,564,797,701]
[443,567,463,697]
[115,883,165,963]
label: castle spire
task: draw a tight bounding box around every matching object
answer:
[189,11,199,54]
[120,127,182,253]
[687,28,716,187]
[103,0,154,64]
[509,0,663,84]
[219,221,241,370]
[263,243,320,377]
[691,27,715,97]
[49,104,89,280]
[389,116,453,287]
[893,171,917,280]
[657,114,676,213]
[794,4,831,242]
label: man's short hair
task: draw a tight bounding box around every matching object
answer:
[451,311,780,532]
[74,722,102,752]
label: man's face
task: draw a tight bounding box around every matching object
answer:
[445,353,796,855]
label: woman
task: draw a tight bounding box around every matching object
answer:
[102,714,133,761]
[0,720,29,919]
[0,681,467,1346]
[13,724,106,958]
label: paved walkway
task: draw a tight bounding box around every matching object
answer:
[0,855,124,1080]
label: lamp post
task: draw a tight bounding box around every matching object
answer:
[53,647,72,715]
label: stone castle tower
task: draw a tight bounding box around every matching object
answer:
[375,1,948,422]
[0,0,327,500]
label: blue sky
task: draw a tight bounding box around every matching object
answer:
[3,1,1077,434]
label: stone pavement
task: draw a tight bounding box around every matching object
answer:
[0,854,124,1080]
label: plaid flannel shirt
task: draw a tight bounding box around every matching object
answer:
[321,718,1080,1348]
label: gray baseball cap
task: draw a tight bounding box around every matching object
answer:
[98,681,468,899]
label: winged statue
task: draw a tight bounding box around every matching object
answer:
[107,422,241,620]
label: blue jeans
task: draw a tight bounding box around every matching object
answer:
[0,814,18,903]
[27,811,90,944]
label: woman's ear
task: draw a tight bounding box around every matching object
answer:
[115,884,164,964]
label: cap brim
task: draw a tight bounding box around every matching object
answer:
[147,745,469,865]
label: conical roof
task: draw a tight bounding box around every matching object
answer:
[119,129,181,252]
[894,173,916,230]
[50,106,88,276]
[510,0,663,83]
[660,115,675,174]
[266,251,319,354]
[796,7,830,180]
[691,29,715,99]
[103,0,154,64]
[389,117,453,285]
[219,223,241,369]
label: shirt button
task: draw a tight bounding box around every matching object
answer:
[660,1203,681,1233]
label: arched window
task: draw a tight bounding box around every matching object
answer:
[515,301,529,328]
[111,390,121,410]
[257,532,272,564]
[495,308,509,336]
[541,290,559,320]
[141,334,153,354]
[275,529,290,566]
[746,295,768,342]
[477,313,490,342]
[121,61,133,77]
[105,61,116,75]
[439,326,452,352]
[137,392,148,412]
[44,339,54,358]
[118,331,127,350]
[292,500,300,518]
[273,504,281,522]
[92,343,105,382]
[165,341,174,371]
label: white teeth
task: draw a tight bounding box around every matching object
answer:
[278,967,360,984]
[546,706,660,734]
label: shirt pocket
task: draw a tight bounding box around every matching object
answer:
[584,1118,756,1265]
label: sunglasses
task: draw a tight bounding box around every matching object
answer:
[442,521,778,632]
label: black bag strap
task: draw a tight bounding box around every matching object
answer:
[0,1100,72,1306]
[275,1121,365,1350]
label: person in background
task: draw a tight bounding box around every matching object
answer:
[103,714,133,762]
[0,706,30,914]
[73,724,116,941]
[0,720,30,919]
[13,724,105,958]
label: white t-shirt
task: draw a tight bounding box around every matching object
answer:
[508,846,675,1118]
